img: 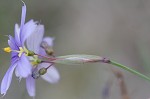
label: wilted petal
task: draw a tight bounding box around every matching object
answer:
[26,76,35,97]
[1,63,17,95]
[40,63,60,83]
[21,20,37,45]
[16,54,31,78]
[26,25,44,53]
[43,37,55,47]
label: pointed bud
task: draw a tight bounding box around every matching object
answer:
[45,47,54,55]
[41,41,48,48]
[41,41,54,55]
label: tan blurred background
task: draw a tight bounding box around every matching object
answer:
[1,0,150,99]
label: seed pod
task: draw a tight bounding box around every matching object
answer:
[39,68,47,75]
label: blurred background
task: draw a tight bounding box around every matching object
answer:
[1,0,150,99]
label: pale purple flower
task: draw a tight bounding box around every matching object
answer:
[26,25,60,97]
[1,3,37,95]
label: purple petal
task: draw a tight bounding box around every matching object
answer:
[26,76,35,97]
[14,24,21,46]
[20,3,26,29]
[19,3,26,35]
[43,37,55,47]
[39,63,60,83]
[21,19,37,45]
[1,63,17,95]
[8,35,18,50]
[8,35,19,64]
[39,47,46,56]
[11,52,18,65]
[16,54,32,78]
[26,25,44,53]
[15,66,22,81]
[15,67,20,77]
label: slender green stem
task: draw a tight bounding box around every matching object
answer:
[110,60,150,82]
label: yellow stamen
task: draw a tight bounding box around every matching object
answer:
[31,61,39,66]
[19,47,24,52]
[3,47,11,53]
[18,47,24,57]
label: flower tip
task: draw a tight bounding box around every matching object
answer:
[3,47,11,53]
[21,0,25,6]
[0,91,6,98]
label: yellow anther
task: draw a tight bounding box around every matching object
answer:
[3,47,11,53]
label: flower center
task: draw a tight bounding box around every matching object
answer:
[4,46,41,66]
[18,47,24,57]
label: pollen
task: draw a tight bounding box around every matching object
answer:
[3,47,11,53]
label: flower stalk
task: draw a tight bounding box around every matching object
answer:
[51,54,150,82]
[110,60,150,82]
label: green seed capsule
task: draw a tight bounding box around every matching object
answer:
[39,68,47,75]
